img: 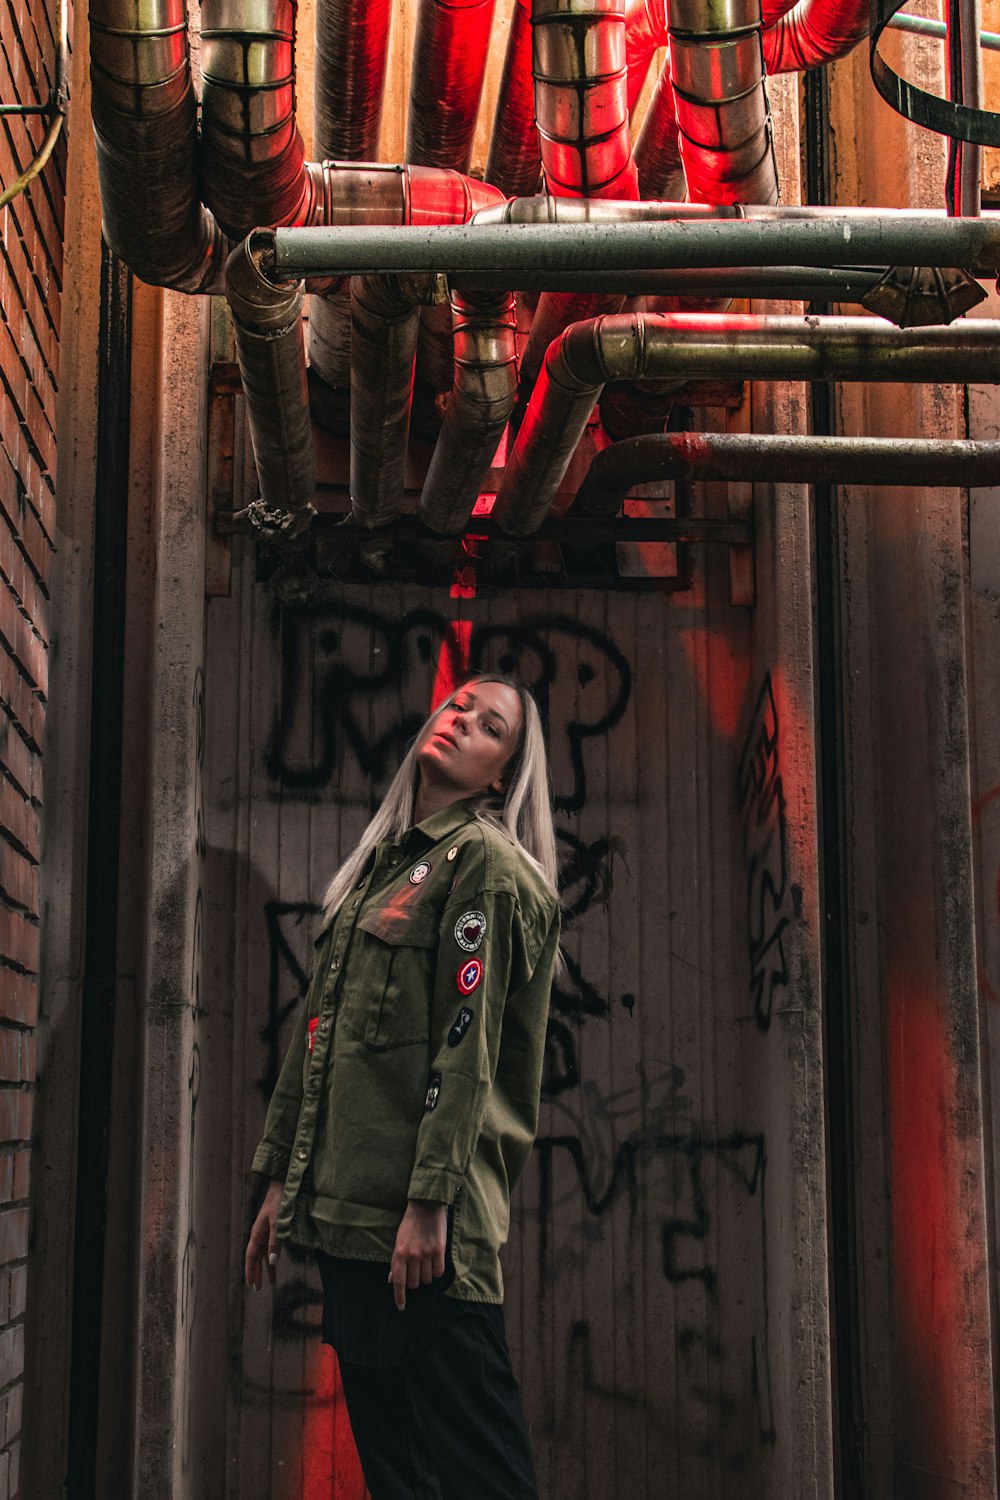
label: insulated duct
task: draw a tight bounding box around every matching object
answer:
[407,0,498,170]
[516,0,641,411]
[309,0,393,393]
[88,0,227,291]
[484,0,540,195]
[418,290,518,534]
[493,312,1000,533]
[199,0,316,239]
[224,232,315,538]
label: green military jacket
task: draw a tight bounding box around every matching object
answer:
[252,800,561,1303]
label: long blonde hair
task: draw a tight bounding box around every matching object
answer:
[322,675,560,922]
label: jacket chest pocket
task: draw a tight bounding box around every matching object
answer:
[339,907,438,1049]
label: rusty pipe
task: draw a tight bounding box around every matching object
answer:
[88,0,227,291]
[574,430,1000,515]
[493,312,1000,533]
[418,291,518,534]
[224,231,315,536]
[199,0,315,239]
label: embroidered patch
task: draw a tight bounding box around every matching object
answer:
[447,1007,475,1047]
[409,861,431,885]
[424,1071,442,1112]
[457,958,483,995]
[454,910,486,951]
[446,845,459,862]
[307,1016,319,1054]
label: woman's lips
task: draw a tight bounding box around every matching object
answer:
[434,730,458,749]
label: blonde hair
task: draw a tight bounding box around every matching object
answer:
[321,674,559,922]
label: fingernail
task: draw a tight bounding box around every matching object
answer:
[268,1252,277,1266]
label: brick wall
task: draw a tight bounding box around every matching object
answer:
[0,0,66,1488]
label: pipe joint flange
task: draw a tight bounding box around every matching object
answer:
[225,231,304,330]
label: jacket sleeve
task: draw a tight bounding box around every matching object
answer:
[406,880,518,1204]
[251,925,330,1180]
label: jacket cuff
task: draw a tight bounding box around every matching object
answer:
[251,1144,290,1180]
[407,1165,463,1205]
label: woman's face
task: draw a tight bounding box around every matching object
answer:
[415,680,524,803]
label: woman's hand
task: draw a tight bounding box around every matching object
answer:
[389,1199,448,1310]
[245,1178,285,1291]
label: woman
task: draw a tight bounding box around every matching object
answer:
[245,674,561,1500]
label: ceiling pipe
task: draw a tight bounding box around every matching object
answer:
[407,0,498,170]
[634,64,686,198]
[515,0,641,416]
[88,0,227,292]
[668,0,779,206]
[418,290,519,534]
[762,0,869,71]
[574,430,1000,515]
[270,211,1000,278]
[224,232,315,540]
[484,0,540,195]
[492,311,1000,533]
[199,0,317,239]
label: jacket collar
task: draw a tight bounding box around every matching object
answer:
[406,799,479,851]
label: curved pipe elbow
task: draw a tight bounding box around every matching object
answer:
[762,0,869,72]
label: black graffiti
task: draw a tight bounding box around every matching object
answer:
[737,674,790,1031]
[557,829,630,921]
[266,606,631,813]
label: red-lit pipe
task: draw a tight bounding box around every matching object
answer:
[199,0,316,239]
[484,0,540,196]
[493,311,1000,534]
[762,0,869,72]
[407,0,498,170]
[517,0,641,411]
[634,62,686,202]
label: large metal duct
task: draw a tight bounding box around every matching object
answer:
[493,312,1000,533]
[515,0,641,412]
[418,290,518,534]
[407,0,498,170]
[309,0,393,394]
[88,0,227,291]
[199,0,316,239]
[484,0,540,195]
[668,0,779,205]
[762,0,869,72]
[224,233,315,538]
[634,62,687,198]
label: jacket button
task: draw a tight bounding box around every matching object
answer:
[331,958,340,971]
[296,1146,308,1161]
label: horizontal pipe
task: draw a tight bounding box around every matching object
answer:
[230,511,752,544]
[493,312,1000,534]
[452,266,887,297]
[574,431,1000,516]
[271,213,1000,277]
[889,9,1000,48]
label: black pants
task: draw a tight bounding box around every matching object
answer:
[338,1310,538,1500]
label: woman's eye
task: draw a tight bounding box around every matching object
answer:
[484,721,500,738]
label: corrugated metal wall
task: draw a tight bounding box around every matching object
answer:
[202,419,831,1496]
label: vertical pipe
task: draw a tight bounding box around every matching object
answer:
[66,240,132,1500]
[947,0,983,215]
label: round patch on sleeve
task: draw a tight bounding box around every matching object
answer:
[409,861,431,885]
[457,958,483,995]
[454,910,486,951]
[446,844,460,862]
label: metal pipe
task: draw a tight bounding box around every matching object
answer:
[574,430,1000,516]
[407,0,497,170]
[668,0,779,206]
[484,0,541,195]
[271,212,1000,277]
[307,162,504,391]
[224,231,315,538]
[947,0,984,215]
[418,290,518,534]
[492,312,1000,533]
[309,0,393,391]
[350,273,440,525]
[199,0,315,239]
[88,0,227,292]
[454,266,887,297]
[517,0,641,412]
[888,10,1000,48]
[314,0,391,159]
[633,60,686,199]
[0,0,68,210]
[763,0,869,73]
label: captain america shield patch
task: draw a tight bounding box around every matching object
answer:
[456,958,483,995]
